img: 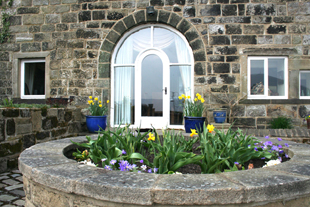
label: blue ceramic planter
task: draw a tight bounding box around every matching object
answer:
[184,116,206,133]
[213,110,227,123]
[86,115,107,133]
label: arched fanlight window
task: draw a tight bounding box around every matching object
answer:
[111,24,194,128]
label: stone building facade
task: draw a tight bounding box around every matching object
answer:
[1,0,310,129]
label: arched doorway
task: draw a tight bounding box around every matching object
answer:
[111,24,194,129]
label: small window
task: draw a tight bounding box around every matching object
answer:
[21,59,45,99]
[300,71,310,99]
[247,57,288,99]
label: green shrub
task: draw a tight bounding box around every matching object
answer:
[270,116,293,129]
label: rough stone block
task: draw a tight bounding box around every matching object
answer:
[17,7,39,14]
[267,25,286,34]
[246,3,276,16]
[185,28,199,42]
[200,4,221,16]
[244,25,264,34]
[209,36,230,45]
[123,15,135,29]
[222,5,237,16]
[3,109,19,117]
[100,40,114,52]
[8,16,22,26]
[258,35,273,44]
[214,46,237,55]
[216,16,251,23]
[274,35,291,44]
[225,24,241,34]
[23,14,44,25]
[289,24,306,34]
[88,2,109,9]
[246,105,266,117]
[6,119,15,136]
[107,11,125,20]
[0,139,22,158]
[21,43,41,52]
[98,64,110,78]
[42,117,58,130]
[232,35,257,44]
[209,24,224,35]
[193,50,206,61]
[288,2,310,15]
[0,119,4,141]
[213,63,230,73]
[62,13,77,23]
[233,118,255,127]
[220,74,235,84]
[194,62,205,75]
[273,16,294,23]
[16,124,32,135]
[252,16,271,24]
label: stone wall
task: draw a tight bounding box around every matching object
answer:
[0,0,310,128]
[0,107,86,173]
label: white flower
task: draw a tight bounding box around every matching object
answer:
[79,160,96,167]
[141,165,147,171]
[262,159,281,168]
[175,172,182,174]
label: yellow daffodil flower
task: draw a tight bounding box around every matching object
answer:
[207,124,215,133]
[94,97,98,101]
[88,100,93,104]
[187,95,191,99]
[99,104,102,107]
[147,133,155,141]
[89,96,92,100]
[99,101,102,104]
[92,102,94,105]
[190,129,198,137]
[181,94,186,98]
[178,96,182,100]
[194,98,198,102]
[107,100,110,103]
[196,93,201,97]
[201,98,205,103]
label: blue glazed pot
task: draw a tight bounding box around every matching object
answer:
[86,115,107,133]
[184,116,206,133]
[213,110,227,123]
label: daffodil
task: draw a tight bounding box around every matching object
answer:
[190,129,198,137]
[207,124,214,133]
[178,96,182,100]
[201,98,205,103]
[89,96,92,99]
[196,93,201,97]
[194,98,198,102]
[99,104,102,107]
[99,101,102,104]
[187,95,191,99]
[147,133,155,141]
[94,97,98,101]
[107,100,109,103]
[88,100,93,104]
[181,94,186,98]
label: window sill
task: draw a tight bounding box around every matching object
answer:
[240,99,310,104]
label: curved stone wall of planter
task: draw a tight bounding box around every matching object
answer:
[19,136,310,207]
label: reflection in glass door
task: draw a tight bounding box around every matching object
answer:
[141,55,163,117]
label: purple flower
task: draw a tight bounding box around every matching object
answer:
[285,154,289,158]
[248,145,251,148]
[139,159,144,163]
[119,160,130,171]
[254,143,258,145]
[271,145,279,151]
[278,157,282,162]
[110,160,117,165]
[261,157,266,160]
[137,171,141,173]
[279,150,284,154]
[101,158,107,162]
[278,145,282,149]
[264,141,273,146]
[254,147,258,151]
[148,169,152,173]
[265,135,269,139]
[277,138,282,141]
[234,162,239,165]
[154,168,158,173]
[122,150,126,154]
[285,143,289,147]
[104,165,112,170]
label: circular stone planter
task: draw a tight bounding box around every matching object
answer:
[19,136,310,207]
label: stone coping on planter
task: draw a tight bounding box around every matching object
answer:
[18,135,310,206]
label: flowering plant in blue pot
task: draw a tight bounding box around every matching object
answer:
[179,93,206,133]
[86,96,109,133]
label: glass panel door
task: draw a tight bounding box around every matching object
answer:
[141,55,163,117]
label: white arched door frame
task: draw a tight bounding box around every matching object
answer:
[110,24,194,129]
[135,49,170,129]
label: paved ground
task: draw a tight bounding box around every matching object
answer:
[0,169,25,207]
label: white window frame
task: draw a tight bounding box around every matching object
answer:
[20,59,46,99]
[110,24,194,129]
[247,56,288,99]
[299,70,310,99]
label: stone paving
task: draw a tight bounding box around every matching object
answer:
[0,169,25,207]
